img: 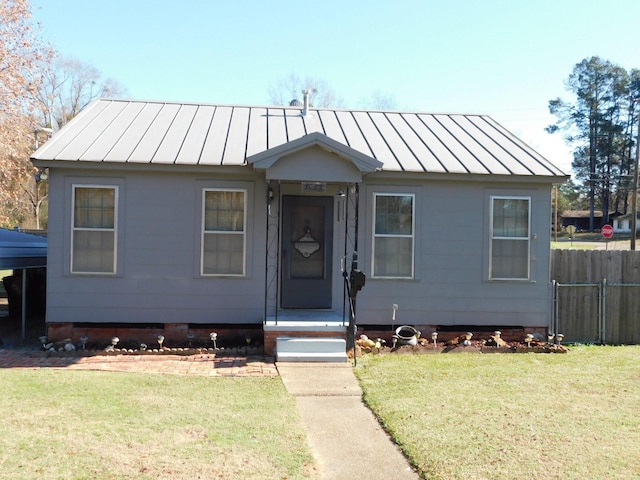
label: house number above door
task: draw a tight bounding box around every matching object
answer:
[294,226,321,258]
[301,182,326,192]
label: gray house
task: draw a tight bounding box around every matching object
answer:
[32,96,567,358]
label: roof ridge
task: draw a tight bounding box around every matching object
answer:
[97,97,492,117]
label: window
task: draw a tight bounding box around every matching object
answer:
[202,189,246,276]
[373,193,414,278]
[71,186,117,274]
[490,196,530,280]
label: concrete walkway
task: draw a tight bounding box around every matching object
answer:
[277,362,419,479]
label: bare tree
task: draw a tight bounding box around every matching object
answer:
[268,73,345,108]
[34,56,128,130]
[357,91,398,111]
[0,21,128,228]
[0,0,50,227]
[8,56,129,229]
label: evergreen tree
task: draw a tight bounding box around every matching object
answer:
[547,57,638,230]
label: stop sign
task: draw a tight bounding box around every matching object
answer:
[601,224,614,239]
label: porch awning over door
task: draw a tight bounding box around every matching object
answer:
[248,132,382,182]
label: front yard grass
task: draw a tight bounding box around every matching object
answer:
[355,346,640,480]
[0,370,316,479]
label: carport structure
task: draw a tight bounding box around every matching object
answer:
[0,228,47,338]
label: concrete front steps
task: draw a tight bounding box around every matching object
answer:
[276,336,348,363]
[263,313,349,362]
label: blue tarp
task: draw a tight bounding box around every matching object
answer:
[0,228,47,269]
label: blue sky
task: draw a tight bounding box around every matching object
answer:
[31,0,640,173]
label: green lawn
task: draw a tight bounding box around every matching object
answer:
[354,346,640,480]
[3,347,639,480]
[0,370,316,479]
[551,240,595,249]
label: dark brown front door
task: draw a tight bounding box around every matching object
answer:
[281,196,333,308]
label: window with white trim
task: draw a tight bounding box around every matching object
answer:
[202,189,246,276]
[71,186,117,274]
[373,193,414,278]
[490,196,530,280]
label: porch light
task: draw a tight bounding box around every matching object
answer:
[337,190,346,221]
[34,167,48,182]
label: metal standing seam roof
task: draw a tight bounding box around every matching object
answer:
[31,98,567,177]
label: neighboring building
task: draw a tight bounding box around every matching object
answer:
[560,210,623,233]
[613,213,640,233]
[32,97,568,355]
[560,210,604,232]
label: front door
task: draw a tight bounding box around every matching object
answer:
[281,196,333,308]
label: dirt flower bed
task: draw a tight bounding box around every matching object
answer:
[354,332,568,356]
[384,341,568,354]
[33,336,265,358]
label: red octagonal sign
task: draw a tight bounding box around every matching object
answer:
[601,224,614,239]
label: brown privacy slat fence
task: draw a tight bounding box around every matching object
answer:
[551,250,640,344]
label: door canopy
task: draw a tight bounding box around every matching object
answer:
[247,132,383,183]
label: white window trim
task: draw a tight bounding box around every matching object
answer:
[201,188,247,277]
[489,195,531,281]
[371,192,415,279]
[71,184,118,275]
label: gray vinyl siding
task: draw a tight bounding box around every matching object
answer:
[45,167,553,329]
[358,179,552,328]
[45,168,266,325]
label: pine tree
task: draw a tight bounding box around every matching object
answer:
[548,57,638,230]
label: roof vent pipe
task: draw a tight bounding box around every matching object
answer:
[301,89,312,117]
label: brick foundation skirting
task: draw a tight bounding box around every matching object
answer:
[356,325,547,344]
[47,323,264,350]
[47,322,549,352]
